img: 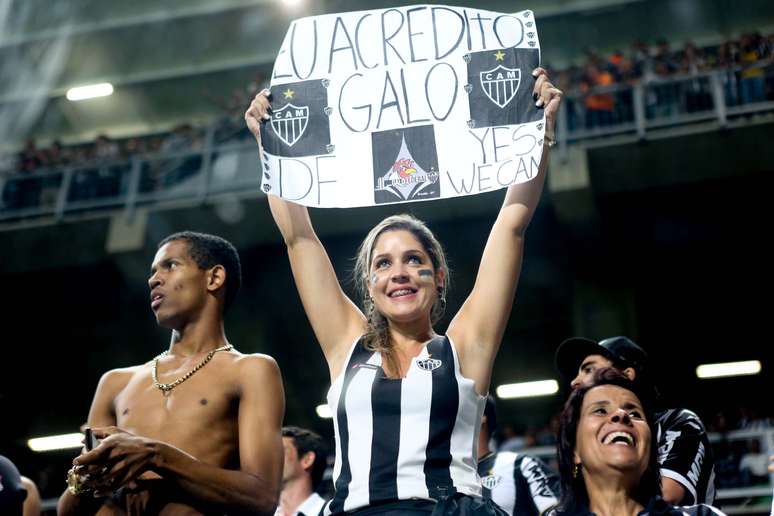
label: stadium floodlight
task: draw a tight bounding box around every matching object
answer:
[696,360,761,379]
[28,432,84,452]
[316,404,332,418]
[496,379,559,399]
[66,82,114,101]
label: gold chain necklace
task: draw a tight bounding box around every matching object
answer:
[152,344,233,394]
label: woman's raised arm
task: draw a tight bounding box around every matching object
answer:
[447,69,562,394]
[245,92,366,377]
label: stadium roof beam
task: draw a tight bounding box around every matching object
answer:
[0,53,275,105]
[0,0,274,49]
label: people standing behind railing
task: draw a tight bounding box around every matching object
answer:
[17,138,43,174]
[680,43,713,112]
[581,63,615,128]
[606,50,637,123]
[738,439,772,486]
[155,123,204,188]
[551,33,774,124]
[648,39,681,118]
[739,32,768,104]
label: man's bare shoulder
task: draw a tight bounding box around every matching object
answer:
[98,364,149,391]
[219,351,280,389]
[229,351,280,375]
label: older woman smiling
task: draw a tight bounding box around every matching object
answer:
[551,368,725,516]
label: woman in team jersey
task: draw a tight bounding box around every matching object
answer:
[246,69,562,516]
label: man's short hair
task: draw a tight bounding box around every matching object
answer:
[282,426,328,490]
[158,231,242,312]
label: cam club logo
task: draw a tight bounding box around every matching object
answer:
[416,357,442,371]
[480,65,521,108]
[466,48,541,127]
[271,103,309,147]
[481,474,501,489]
[260,80,331,158]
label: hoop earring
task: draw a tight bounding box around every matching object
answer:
[573,463,581,479]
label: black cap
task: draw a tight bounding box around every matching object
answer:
[0,455,26,514]
[555,336,649,381]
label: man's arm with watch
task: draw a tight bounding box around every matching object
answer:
[58,369,126,515]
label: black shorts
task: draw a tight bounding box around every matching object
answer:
[347,499,435,515]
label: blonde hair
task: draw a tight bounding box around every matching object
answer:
[353,214,449,377]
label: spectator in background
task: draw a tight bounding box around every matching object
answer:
[0,150,16,176]
[46,140,72,168]
[0,455,27,516]
[737,407,774,429]
[499,423,529,452]
[478,396,560,516]
[770,457,774,516]
[608,50,636,122]
[13,139,43,208]
[536,415,561,447]
[581,63,615,128]
[555,336,716,506]
[717,40,741,106]
[18,139,42,174]
[94,134,120,161]
[680,42,713,112]
[92,135,124,197]
[650,39,680,118]
[121,136,146,160]
[157,124,203,188]
[553,67,579,132]
[738,440,771,485]
[276,426,329,516]
[20,477,41,516]
[630,39,652,81]
[739,33,767,104]
[0,151,19,210]
[38,140,68,207]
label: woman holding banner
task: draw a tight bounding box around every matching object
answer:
[245,68,561,516]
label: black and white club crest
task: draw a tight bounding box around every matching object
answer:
[416,357,442,371]
[481,474,501,489]
[480,65,521,109]
[271,103,309,147]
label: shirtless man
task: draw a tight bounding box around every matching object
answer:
[57,231,284,515]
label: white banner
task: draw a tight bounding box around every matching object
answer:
[260,5,545,208]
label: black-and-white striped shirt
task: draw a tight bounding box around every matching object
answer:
[656,408,716,505]
[478,452,560,516]
[325,335,484,514]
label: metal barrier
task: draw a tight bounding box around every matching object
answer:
[3,63,774,229]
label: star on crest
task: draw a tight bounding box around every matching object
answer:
[494,50,506,61]
[283,88,295,99]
